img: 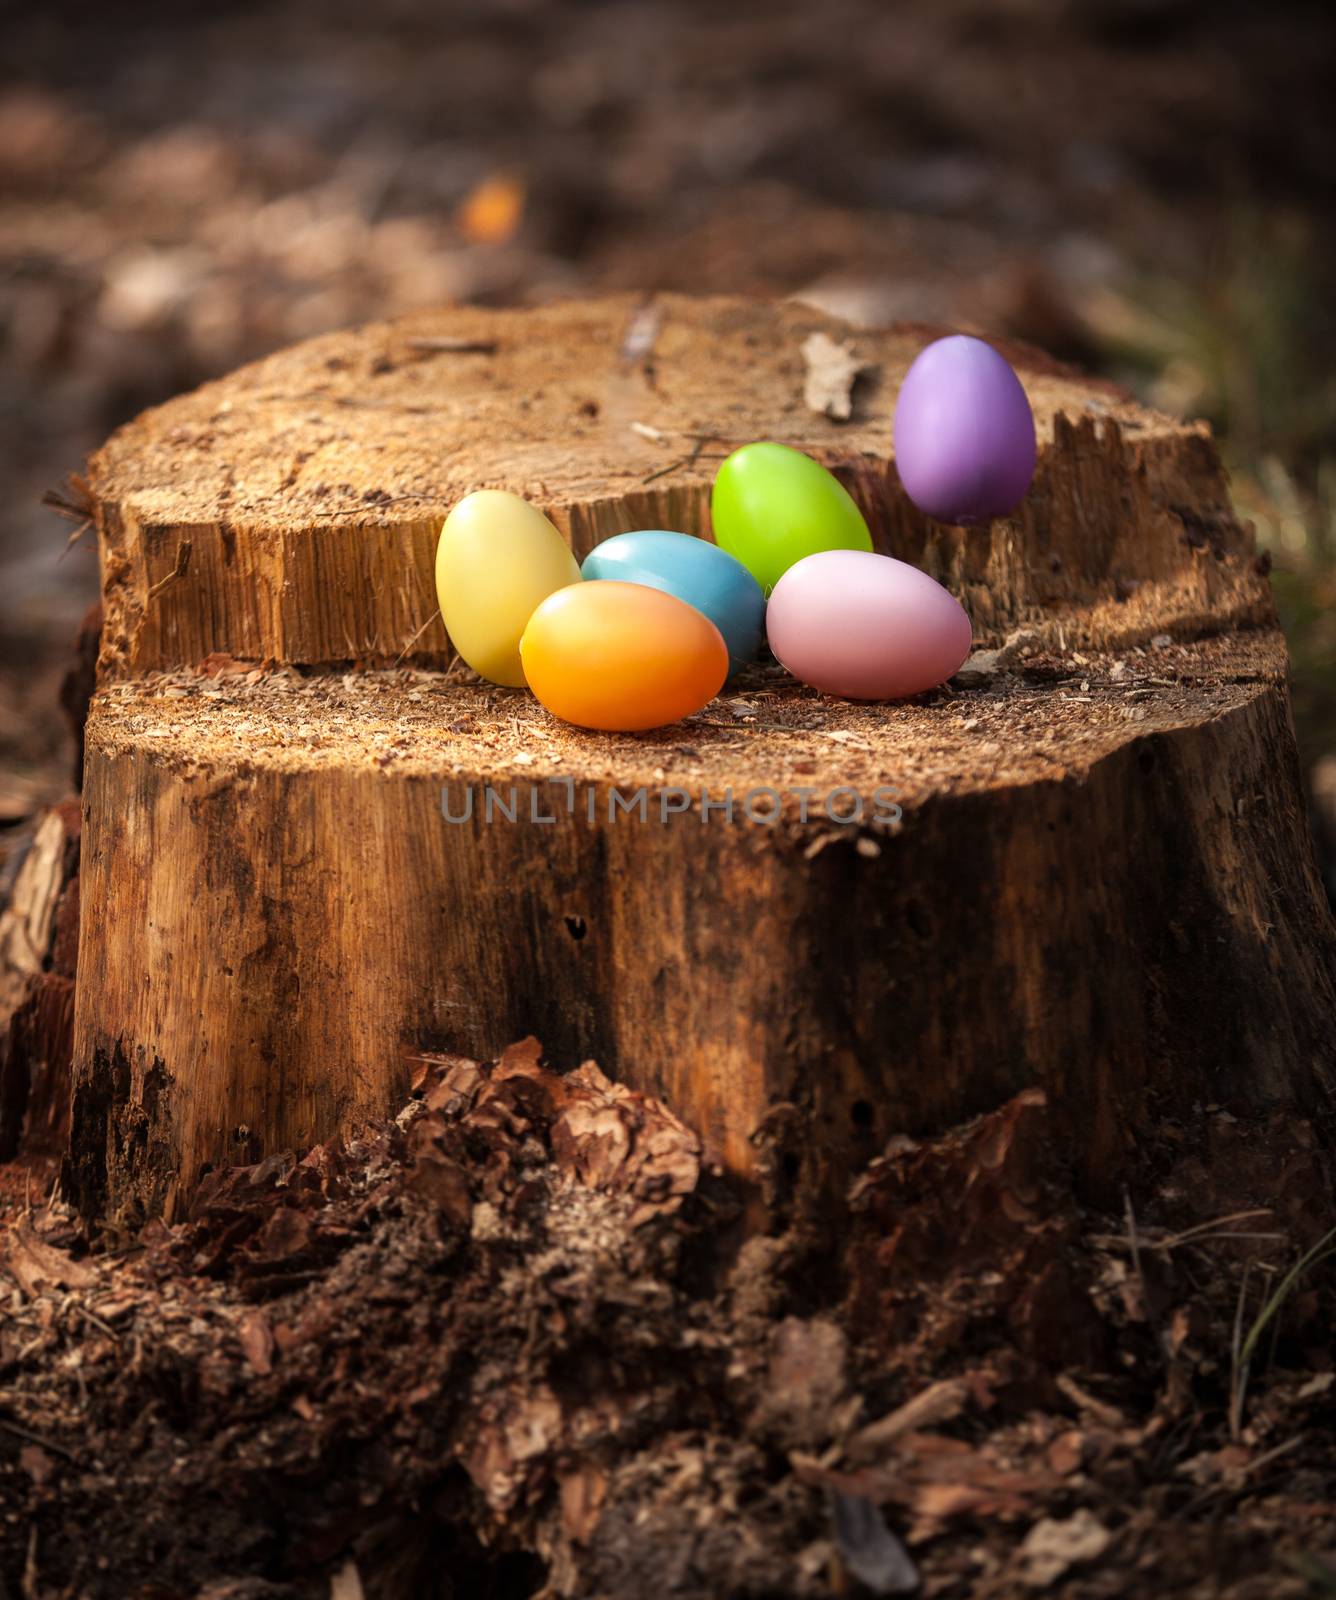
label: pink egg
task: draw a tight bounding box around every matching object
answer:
[766,550,972,700]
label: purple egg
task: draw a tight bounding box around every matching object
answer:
[893,335,1037,524]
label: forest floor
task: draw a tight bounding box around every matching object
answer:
[2,1044,1336,1598]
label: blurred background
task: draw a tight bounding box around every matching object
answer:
[3,0,1336,874]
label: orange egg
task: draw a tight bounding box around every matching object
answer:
[520,581,729,731]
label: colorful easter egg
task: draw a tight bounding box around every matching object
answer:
[766,549,972,700]
[893,335,1036,524]
[520,580,729,731]
[581,530,765,675]
[710,442,872,594]
[435,489,581,687]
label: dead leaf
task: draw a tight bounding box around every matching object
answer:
[1019,1509,1112,1588]
[1,1222,97,1297]
[913,1482,1001,1521]
[555,1101,632,1186]
[246,1205,312,1265]
[412,1052,485,1112]
[801,330,874,421]
[406,1142,474,1228]
[549,1058,700,1224]
[495,1035,544,1079]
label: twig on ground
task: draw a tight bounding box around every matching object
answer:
[0,1417,76,1461]
[845,1378,969,1460]
[1056,1374,1127,1430]
[1088,1209,1282,1253]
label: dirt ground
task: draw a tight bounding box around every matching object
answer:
[3,1043,1336,1598]
[4,4,1336,1595]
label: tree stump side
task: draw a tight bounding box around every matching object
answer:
[68,638,1336,1226]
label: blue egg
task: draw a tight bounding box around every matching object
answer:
[581,530,765,675]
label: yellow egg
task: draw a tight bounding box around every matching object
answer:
[435,490,581,686]
[520,581,729,731]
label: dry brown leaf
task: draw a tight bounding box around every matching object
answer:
[912,1482,998,1520]
[550,1058,700,1224]
[1,1222,97,1297]
[495,1034,544,1079]
[406,1145,474,1228]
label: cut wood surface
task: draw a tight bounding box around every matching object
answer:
[68,295,1336,1226]
[89,295,1271,675]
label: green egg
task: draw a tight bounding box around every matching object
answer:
[710,441,873,594]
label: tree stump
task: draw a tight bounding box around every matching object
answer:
[67,295,1336,1226]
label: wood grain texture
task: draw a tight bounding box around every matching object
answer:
[88,296,1271,675]
[69,632,1336,1225]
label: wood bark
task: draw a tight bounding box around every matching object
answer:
[1,803,80,1163]
[66,295,1336,1226]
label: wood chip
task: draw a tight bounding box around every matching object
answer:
[237,1309,275,1376]
[1055,1373,1126,1430]
[1019,1509,1112,1588]
[801,331,874,421]
[847,1378,969,1460]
